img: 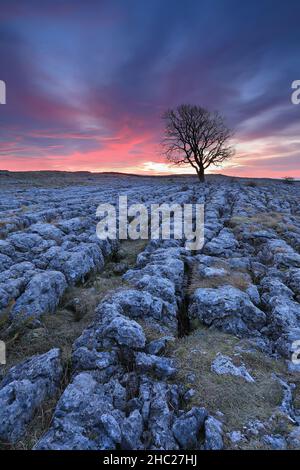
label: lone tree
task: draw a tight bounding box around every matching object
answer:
[162,104,234,182]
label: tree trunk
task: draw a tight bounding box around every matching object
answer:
[197,166,205,182]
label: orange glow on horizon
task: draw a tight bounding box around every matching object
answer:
[1,131,300,179]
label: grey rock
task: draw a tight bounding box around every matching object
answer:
[204,416,223,450]
[246,284,260,305]
[72,347,118,372]
[0,284,11,310]
[0,349,62,442]
[8,232,45,253]
[172,407,207,448]
[287,427,300,449]
[29,223,64,243]
[261,277,294,302]
[135,352,177,378]
[103,314,146,349]
[262,434,287,450]
[288,268,300,300]
[121,409,144,449]
[56,217,90,234]
[107,289,164,322]
[0,253,13,271]
[45,243,105,284]
[189,285,266,336]
[125,273,176,305]
[0,240,15,258]
[133,249,185,291]
[35,373,126,450]
[274,375,299,424]
[245,419,266,437]
[139,378,179,449]
[146,336,175,355]
[11,270,67,320]
[198,265,228,278]
[211,354,255,383]
[228,430,244,444]
[0,261,36,284]
[100,413,122,444]
[183,388,196,401]
[234,337,272,355]
[204,228,238,257]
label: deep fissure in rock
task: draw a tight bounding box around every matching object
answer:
[177,262,192,338]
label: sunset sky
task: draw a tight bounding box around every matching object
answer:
[0,0,300,177]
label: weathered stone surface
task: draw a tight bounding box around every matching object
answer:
[121,409,144,449]
[204,416,224,450]
[287,427,300,449]
[11,270,67,320]
[228,430,244,444]
[104,289,164,322]
[124,274,176,304]
[35,373,126,450]
[189,285,266,336]
[102,314,146,349]
[204,228,238,257]
[43,243,104,284]
[0,349,63,442]
[72,348,119,372]
[211,354,255,383]
[135,352,177,378]
[274,375,299,424]
[139,378,179,449]
[8,232,46,253]
[288,268,300,300]
[1,174,300,451]
[29,223,64,243]
[260,276,300,355]
[172,407,207,448]
[56,217,91,234]
[0,240,16,258]
[146,336,175,355]
[0,253,13,271]
[262,435,287,450]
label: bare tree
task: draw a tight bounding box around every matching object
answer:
[162,104,234,182]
